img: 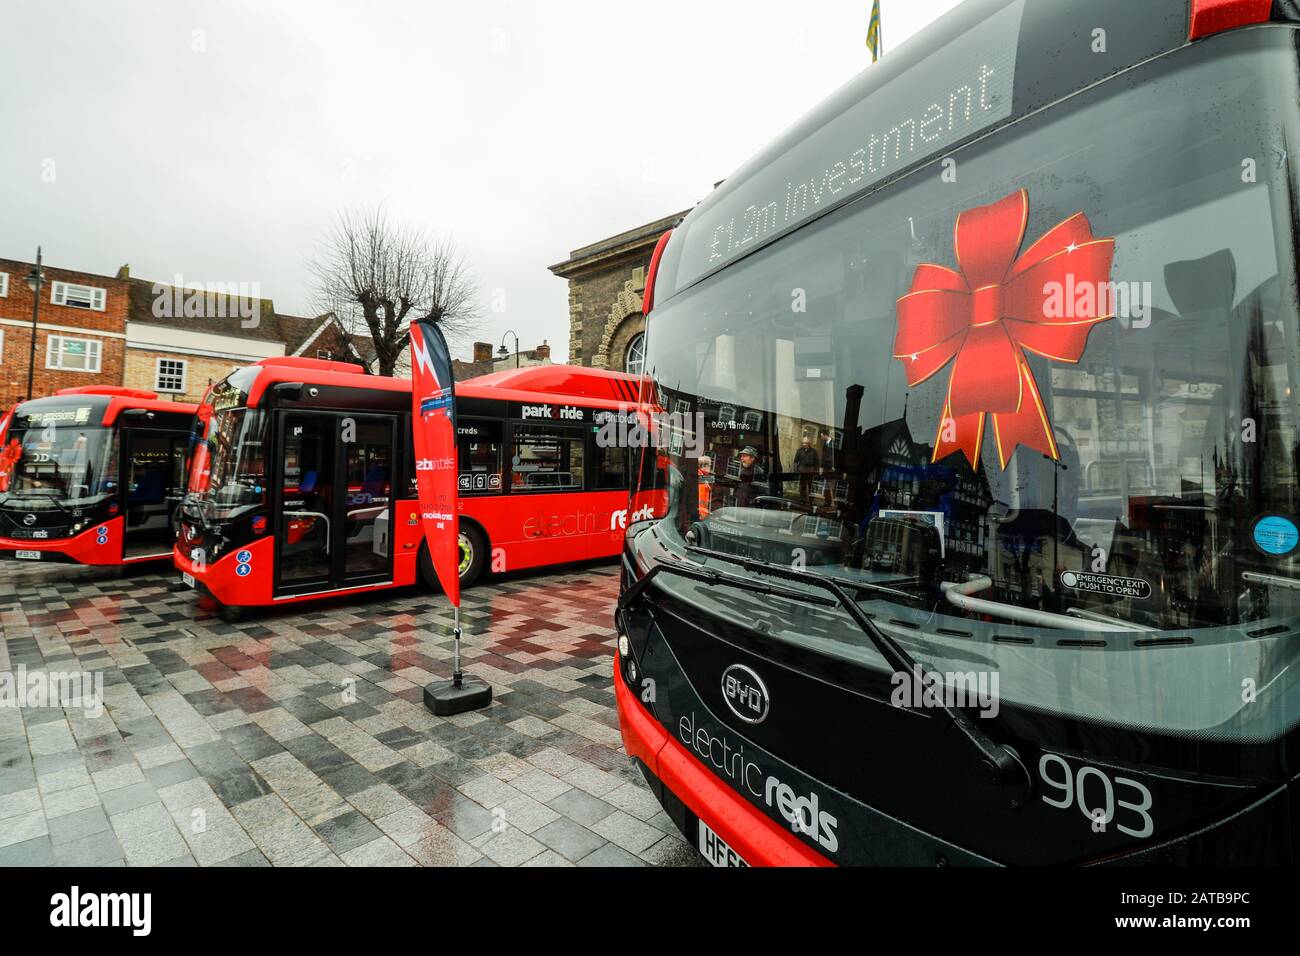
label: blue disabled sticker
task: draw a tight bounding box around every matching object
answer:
[236,563,253,577]
[236,550,253,564]
[1253,515,1299,556]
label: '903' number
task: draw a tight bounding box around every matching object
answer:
[1038,754,1154,838]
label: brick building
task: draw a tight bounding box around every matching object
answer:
[451,340,553,381]
[549,211,687,374]
[0,257,132,411]
[124,277,367,403]
[0,253,370,410]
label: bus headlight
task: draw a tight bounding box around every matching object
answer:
[626,659,638,685]
[618,634,630,658]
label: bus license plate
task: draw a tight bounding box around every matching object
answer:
[181,573,196,588]
[698,819,749,867]
[15,551,42,561]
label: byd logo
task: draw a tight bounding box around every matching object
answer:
[721,664,769,725]
[609,504,655,531]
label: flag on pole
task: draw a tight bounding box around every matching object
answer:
[408,317,461,608]
[409,317,493,715]
[867,0,883,62]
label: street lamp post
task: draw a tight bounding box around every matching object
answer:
[497,330,520,369]
[25,247,46,402]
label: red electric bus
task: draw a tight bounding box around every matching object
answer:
[618,0,1300,866]
[174,356,662,617]
[0,387,197,567]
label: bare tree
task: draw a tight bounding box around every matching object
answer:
[310,208,479,376]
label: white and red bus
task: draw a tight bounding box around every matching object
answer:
[0,387,197,567]
[174,356,662,617]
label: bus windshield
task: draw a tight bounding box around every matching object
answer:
[639,30,1300,724]
[186,372,269,517]
[186,406,268,512]
[0,424,118,507]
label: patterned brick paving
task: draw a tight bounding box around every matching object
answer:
[0,561,698,867]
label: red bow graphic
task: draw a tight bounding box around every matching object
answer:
[0,439,19,493]
[894,189,1115,470]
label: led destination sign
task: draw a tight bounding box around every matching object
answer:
[16,406,96,428]
[674,0,1024,291]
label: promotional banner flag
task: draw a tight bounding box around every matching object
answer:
[408,317,491,715]
[409,317,461,608]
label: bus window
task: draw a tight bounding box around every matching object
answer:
[512,425,584,492]
[594,441,630,491]
[458,419,504,495]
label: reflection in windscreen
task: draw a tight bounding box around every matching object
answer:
[0,427,116,503]
[190,408,268,510]
[645,32,1300,637]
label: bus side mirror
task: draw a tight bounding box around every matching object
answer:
[273,383,306,401]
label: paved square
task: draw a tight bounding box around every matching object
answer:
[0,561,698,867]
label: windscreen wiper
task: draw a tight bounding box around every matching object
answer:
[618,557,837,614]
[682,544,1030,801]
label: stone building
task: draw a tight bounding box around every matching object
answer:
[549,211,687,373]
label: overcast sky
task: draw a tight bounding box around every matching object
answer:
[0,0,963,362]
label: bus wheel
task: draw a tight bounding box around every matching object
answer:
[419,526,488,591]
[217,603,246,623]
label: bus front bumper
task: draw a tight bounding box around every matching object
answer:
[0,518,124,567]
[613,651,832,867]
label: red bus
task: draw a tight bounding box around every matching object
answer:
[0,387,197,567]
[174,356,661,618]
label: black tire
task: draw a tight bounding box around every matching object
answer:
[216,603,247,624]
[420,524,488,591]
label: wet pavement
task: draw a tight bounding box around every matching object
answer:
[0,559,698,867]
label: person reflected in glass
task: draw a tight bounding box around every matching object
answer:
[734,446,766,509]
[794,437,820,506]
[697,455,715,518]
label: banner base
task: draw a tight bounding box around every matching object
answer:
[423,678,492,716]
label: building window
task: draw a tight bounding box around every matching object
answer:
[0,273,8,297]
[625,333,646,376]
[46,335,102,372]
[51,281,107,311]
[156,358,187,393]
[317,349,333,361]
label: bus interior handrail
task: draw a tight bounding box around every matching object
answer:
[283,511,331,554]
[1243,571,1300,592]
[941,576,1147,633]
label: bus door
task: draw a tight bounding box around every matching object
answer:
[274,411,397,595]
[121,426,188,560]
